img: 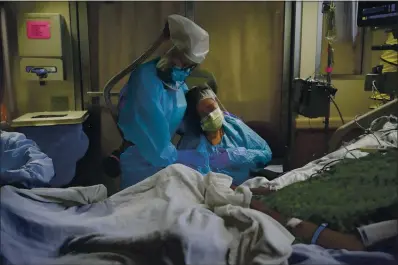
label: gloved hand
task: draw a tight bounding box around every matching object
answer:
[176,150,206,169]
[209,149,231,169]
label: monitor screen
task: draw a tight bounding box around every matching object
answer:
[357,1,398,27]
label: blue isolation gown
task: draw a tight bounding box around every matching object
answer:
[118,58,188,189]
[0,131,55,188]
[177,114,273,186]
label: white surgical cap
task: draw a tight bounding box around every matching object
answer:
[168,14,209,64]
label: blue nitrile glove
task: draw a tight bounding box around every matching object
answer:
[176,150,206,170]
[209,148,231,169]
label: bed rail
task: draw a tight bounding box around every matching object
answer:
[328,98,398,152]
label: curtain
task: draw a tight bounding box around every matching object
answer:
[88,2,185,93]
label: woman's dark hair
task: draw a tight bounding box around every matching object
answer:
[184,84,215,136]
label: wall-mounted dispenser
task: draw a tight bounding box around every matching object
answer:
[18,13,65,85]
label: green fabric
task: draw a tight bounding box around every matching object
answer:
[256,150,398,234]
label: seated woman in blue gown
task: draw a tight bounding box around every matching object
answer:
[177,84,272,185]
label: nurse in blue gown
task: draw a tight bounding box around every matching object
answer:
[118,14,209,189]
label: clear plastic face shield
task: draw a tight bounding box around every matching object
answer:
[156,47,198,87]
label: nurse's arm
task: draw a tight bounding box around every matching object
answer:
[120,74,178,167]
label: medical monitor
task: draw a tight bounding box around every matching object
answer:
[357,2,398,28]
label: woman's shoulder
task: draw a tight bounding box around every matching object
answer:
[223,114,246,128]
[222,115,249,137]
[223,115,264,141]
[223,112,241,120]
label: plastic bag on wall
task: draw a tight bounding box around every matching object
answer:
[19,124,89,187]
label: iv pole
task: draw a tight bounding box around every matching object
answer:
[322,1,335,150]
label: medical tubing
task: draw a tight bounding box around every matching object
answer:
[103,23,170,121]
[330,97,345,125]
[308,158,343,179]
[104,35,164,118]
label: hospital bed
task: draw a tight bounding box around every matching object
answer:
[240,112,397,265]
[242,107,398,244]
[1,102,397,265]
[243,100,398,192]
[249,98,398,191]
[329,98,398,152]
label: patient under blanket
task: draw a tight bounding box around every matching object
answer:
[0,164,294,265]
[256,149,398,234]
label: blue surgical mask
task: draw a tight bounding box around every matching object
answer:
[171,67,191,82]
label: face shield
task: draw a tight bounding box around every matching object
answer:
[156,47,196,84]
[186,85,227,132]
[194,89,223,132]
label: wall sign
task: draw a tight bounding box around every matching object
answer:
[26,20,51,39]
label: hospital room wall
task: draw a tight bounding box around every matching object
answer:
[4,2,77,116]
[194,1,285,125]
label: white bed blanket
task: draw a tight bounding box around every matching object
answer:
[109,164,295,265]
[1,164,294,265]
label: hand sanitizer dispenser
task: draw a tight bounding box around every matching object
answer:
[18,13,65,84]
